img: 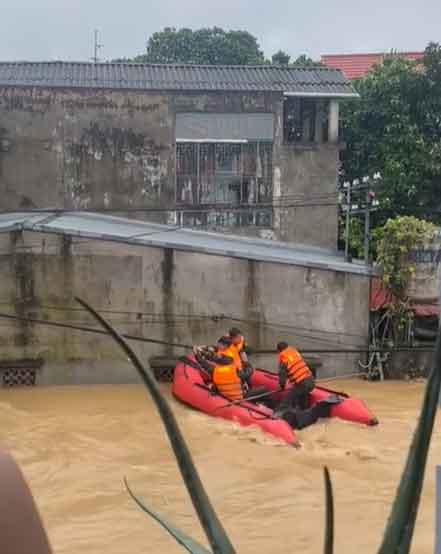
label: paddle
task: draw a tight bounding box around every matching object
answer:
[214,387,283,411]
[192,383,278,420]
[177,355,212,381]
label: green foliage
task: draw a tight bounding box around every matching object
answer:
[293,54,322,67]
[270,52,323,67]
[122,27,265,65]
[377,324,441,553]
[375,216,436,298]
[341,43,441,228]
[341,217,364,259]
[272,50,291,65]
[76,297,235,554]
[113,28,324,67]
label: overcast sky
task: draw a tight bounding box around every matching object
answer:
[2,0,440,62]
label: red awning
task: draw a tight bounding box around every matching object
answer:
[370,277,393,311]
[411,302,439,317]
[370,277,439,316]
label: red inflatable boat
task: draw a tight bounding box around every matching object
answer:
[172,357,378,446]
[172,359,299,446]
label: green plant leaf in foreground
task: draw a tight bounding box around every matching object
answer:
[323,466,334,554]
[377,321,441,553]
[74,297,236,554]
[124,477,212,554]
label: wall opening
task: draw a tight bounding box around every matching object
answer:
[2,367,36,387]
[283,98,330,144]
[0,359,43,387]
[175,141,273,229]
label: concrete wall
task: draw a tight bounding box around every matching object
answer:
[274,144,339,246]
[0,230,369,384]
[407,233,441,302]
[0,86,339,249]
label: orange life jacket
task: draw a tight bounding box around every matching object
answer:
[278,346,312,385]
[212,363,243,401]
[233,336,245,353]
[218,345,242,371]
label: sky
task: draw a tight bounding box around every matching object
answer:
[1,0,440,62]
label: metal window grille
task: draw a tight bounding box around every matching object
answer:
[2,367,36,387]
[153,366,174,382]
[176,142,273,207]
[149,357,176,383]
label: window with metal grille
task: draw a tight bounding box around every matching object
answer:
[176,142,273,206]
[2,367,36,387]
[283,98,330,144]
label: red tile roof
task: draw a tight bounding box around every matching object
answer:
[321,52,424,80]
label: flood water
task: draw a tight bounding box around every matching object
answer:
[0,379,439,554]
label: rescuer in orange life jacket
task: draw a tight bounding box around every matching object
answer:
[193,336,246,401]
[227,327,254,384]
[194,336,274,406]
[273,341,315,417]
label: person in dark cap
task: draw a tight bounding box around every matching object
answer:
[273,341,315,416]
[193,336,273,407]
[228,327,254,385]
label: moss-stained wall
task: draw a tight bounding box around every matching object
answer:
[0,231,369,384]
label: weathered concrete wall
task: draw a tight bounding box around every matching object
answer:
[407,233,441,301]
[0,88,173,211]
[274,145,339,248]
[0,86,339,248]
[0,230,369,384]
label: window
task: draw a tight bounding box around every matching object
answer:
[176,142,273,206]
[283,98,330,144]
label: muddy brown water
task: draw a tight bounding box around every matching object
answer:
[0,380,438,554]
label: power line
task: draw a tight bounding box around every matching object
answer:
[0,200,338,216]
[0,302,367,340]
[0,310,433,355]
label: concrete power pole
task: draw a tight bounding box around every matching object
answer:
[344,180,351,261]
[92,30,103,63]
[340,174,380,265]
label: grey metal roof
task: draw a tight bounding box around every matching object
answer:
[0,61,358,96]
[0,211,372,276]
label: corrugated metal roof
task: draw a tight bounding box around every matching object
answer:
[0,211,372,275]
[0,61,358,96]
[321,52,424,80]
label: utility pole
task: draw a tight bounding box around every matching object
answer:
[364,182,371,265]
[344,180,351,261]
[91,29,103,64]
[339,173,381,265]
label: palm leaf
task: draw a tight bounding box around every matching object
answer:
[124,477,212,554]
[377,322,441,553]
[75,297,236,554]
[323,466,334,554]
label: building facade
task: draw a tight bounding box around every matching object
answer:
[0,62,357,249]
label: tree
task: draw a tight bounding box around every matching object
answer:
[120,27,265,65]
[293,54,321,67]
[375,216,436,298]
[272,50,291,65]
[340,43,441,228]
